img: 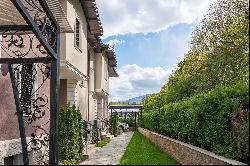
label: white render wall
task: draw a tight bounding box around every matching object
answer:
[60,0,88,76]
[77,80,89,121]
[59,0,89,121]
[58,0,111,125]
[88,48,97,123]
[67,79,78,106]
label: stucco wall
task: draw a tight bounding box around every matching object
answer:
[0,70,20,141]
[103,53,109,93]
[87,48,110,124]
[60,0,88,76]
[77,81,88,121]
[138,128,247,165]
[95,52,109,94]
[0,63,50,141]
[88,47,97,123]
[59,0,89,121]
[95,53,102,91]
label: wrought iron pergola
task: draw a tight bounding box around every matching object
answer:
[108,105,143,129]
[0,0,71,165]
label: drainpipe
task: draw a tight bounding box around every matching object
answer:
[87,48,91,122]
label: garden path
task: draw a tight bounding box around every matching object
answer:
[79,132,134,165]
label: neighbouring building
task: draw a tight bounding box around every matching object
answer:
[58,0,118,130]
[0,0,118,164]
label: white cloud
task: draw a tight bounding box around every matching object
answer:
[109,64,177,102]
[106,39,126,47]
[96,0,218,38]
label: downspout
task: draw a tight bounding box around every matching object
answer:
[87,48,91,122]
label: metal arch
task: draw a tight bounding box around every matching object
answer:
[108,105,143,110]
[0,0,60,165]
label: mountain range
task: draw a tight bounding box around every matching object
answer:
[126,94,151,104]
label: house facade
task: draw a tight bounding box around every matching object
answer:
[58,0,118,128]
[0,0,118,164]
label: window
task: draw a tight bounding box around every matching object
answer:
[75,18,81,49]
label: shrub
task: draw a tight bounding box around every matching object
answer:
[59,105,84,164]
[111,112,119,136]
[58,160,77,165]
[119,117,135,127]
[117,126,123,135]
[96,138,111,148]
[142,83,249,163]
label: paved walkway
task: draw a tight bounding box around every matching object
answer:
[79,132,134,165]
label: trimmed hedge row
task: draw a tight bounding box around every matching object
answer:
[142,83,249,163]
[141,111,160,133]
[59,105,84,165]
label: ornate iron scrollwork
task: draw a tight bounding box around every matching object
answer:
[9,62,51,164]
[22,0,57,51]
[0,0,60,164]
[0,30,47,58]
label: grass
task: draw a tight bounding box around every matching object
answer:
[96,137,111,148]
[120,132,179,165]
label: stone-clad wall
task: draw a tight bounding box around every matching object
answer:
[138,128,246,165]
[0,138,43,165]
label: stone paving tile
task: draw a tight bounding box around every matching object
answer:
[79,132,134,165]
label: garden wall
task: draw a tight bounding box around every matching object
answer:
[138,128,246,165]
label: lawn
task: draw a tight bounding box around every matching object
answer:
[120,132,179,165]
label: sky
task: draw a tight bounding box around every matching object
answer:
[95,0,218,102]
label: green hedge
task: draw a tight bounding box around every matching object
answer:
[141,111,160,133]
[59,105,84,164]
[142,83,249,163]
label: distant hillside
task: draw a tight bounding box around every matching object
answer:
[126,94,151,104]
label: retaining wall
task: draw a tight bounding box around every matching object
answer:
[138,127,246,165]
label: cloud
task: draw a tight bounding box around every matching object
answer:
[109,64,177,102]
[96,0,218,38]
[103,23,195,68]
[106,39,126,47]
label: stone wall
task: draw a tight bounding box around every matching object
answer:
[0,138,43,165]
[138,128,246,165]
